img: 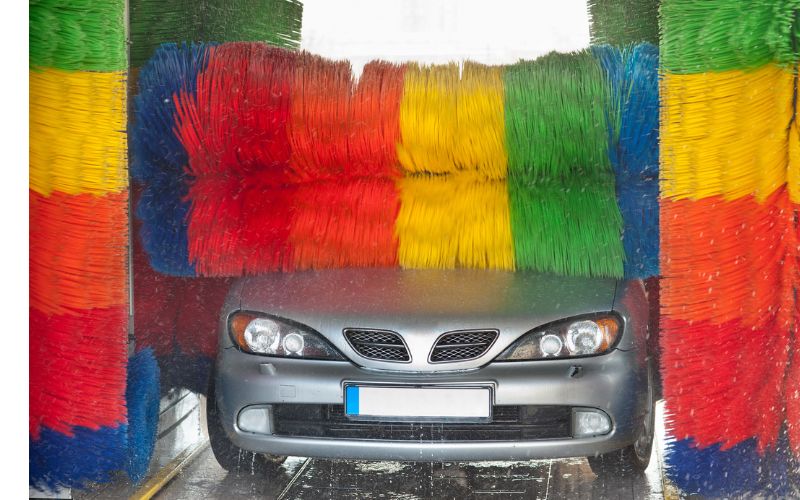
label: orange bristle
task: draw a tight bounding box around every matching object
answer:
[30,190,128,315]
[349,60,406,178]
[659,188,789,329]
[288,52,354,181]
[289,179,400,269]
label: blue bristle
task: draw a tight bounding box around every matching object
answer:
[618,43,659,180]
[157,350,213,397]
[125,348,161,483]
[132,42,212,182]
[666,438,797,497]
[132,43,212,276]
[617,179,659,278]
[136,178,195,276]
[593,43,660,279]
[30,425,127,491]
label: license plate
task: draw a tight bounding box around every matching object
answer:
[344,385,492,421]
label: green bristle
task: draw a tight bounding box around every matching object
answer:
[29,0,126,71]
[587,0,660,46]
[660,0,800,74]
[129,0,303,67]
[509,177,624,278]
[503,51,611,185]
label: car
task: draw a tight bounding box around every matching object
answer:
[206,268,656,477]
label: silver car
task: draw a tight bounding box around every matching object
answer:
[207,269,656,477]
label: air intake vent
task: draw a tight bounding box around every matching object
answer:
[429,330,498,363]
[344,328,410,363]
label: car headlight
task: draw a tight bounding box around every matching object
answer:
[495,314,621,361]
[229,312,345,360]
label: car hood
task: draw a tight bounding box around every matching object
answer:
[232,269,619,371]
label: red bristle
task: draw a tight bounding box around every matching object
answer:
[132,211,180,357]
[660,188,795,452]
[786,203,800,456]
[349,61,406,178]
[175,43,299,276]
[290,179,400,269]
[132,199,233,358]
[660,189,788,329]
[30,306,128,438]
[30,190,128,315]
[788,314,800,457]
[175,43,297,183]
[660,317,773,450]
[175,277,233,358]
[187,178,295,276]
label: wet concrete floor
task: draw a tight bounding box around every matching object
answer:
[154,446,665,499]
[152,402,669,499]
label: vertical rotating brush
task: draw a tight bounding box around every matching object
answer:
[658,1,800,495]
[30,0,130,489]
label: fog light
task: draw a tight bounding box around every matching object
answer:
[237,406,271,434]
[573,409,611,438]
[282,332,305,355]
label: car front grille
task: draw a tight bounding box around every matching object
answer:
[429,330,498,363]
[271,404,572,441]
[344,328,410,362]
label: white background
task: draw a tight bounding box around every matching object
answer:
[301,0,590,76]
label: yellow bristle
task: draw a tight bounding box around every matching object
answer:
[397,62,507,179]
[455,62,507,179]
[790,104,800,205]
[396,173,514,270]
[397,63,459,175]
[660,64,793,202]
[30,68,128,196]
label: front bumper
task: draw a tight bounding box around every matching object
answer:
[215,346,648,461]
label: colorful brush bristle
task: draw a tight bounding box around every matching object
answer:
[132,43,213,276]
[454,62,507,179]
[175,43,298,275]
[664,438,766,497]
[30,425,128,492]
[659,192,787,330]
[659,0,799,73]
[288,53,354,181]
[397,63,460,175]
[587,0,659,46]
[509,179,623,278]
[125,348,160,483]
[30,68,127,197]
[30,306,128,439]
[350,61,406,178]
[129,0,303,66]
[396,175,514,270]
[187,180,296,276]
[291,180,400,269]
[30,0,126,71]
[176,43,296,183]
[659,0,800,494]
[504,50,611,183]
[30,0,130,489]
[132,43,212,182]
[593,43,660,278]
[660,65,793,202]
[30,190,128,315]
